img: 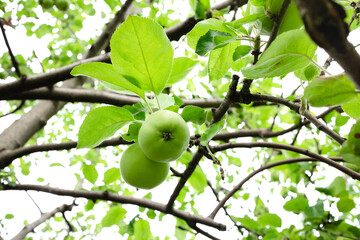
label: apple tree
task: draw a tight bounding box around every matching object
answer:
[1,0,360,239]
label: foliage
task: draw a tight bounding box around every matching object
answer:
[1,0,360,239]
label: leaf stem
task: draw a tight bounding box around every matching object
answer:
[311,58,332,75]
[154,93,161,110]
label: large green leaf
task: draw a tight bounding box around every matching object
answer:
[209,41,239,81]
[110,16,173,95]
[242,29,317,78]
[167,57,198,86]
[187,18,235,50]
[71,62,145,99]
[304,74,357,107]
[77,106,134,149]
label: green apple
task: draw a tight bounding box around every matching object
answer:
[138,110,190,162]
[120,143,169,189]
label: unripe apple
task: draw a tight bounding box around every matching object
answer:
[120,143,169,189]
[138,110,190,162]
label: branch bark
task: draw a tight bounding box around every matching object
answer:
[1,184,226,231]
[11,203,74,240]
[293,0,360,89]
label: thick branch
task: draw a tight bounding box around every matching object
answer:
[0,137,132,169]
[11,203,74,240]
[1,184,226,231]
[209,156,345,219]
[293,0,360,89]
[3,87,226,108]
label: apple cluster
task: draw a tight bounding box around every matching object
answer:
[120,110,190,189]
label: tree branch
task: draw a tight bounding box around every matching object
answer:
[293,0,360,89]
[211,142,359,179]
[11,203,74,240]
[211,75,239,124]
[0,18,22,78]
[1,184,226,231]
[208,156,345,219]
[263,0,291,51]
[249,93,346,144]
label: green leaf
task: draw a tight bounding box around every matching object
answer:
[167,57,198,86]
[341,120,360,165]
[20,158,31,176]
[337,198,355,212]
[341,141,360,166]
[304,74,357,107]
[342,95,360,119]
[195,30,235,56]
[305,201,324,219]
[258,213,282,227]
[209,41,239,81]
[187,18,235,50]
[5,214,14,219]
[188,166,207,193]
[122,122,142,142]
[103,167,120,184]
[328,176,347,197]
[283,196,309,213]
[71,62,145,99]
[101,206,127,227]
[200,120,225,145]
[233,45,252,61]
[77,106,134,149]
[110,16,173,95]
[194,0,206,20]
[84,200,95,211]
[181,105,206,125]
[242,29,317,78]
[294,63,321,81]
[83,164,98,184]
[134,219,152,240]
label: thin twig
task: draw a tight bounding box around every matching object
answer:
[0,18,22,78]
[208,156,345,219]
